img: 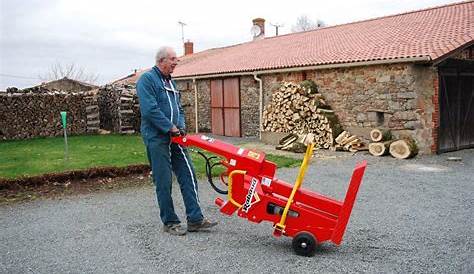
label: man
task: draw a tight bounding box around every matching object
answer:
[137,46,217,236]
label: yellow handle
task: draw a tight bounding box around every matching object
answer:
[227,170,247,208]
[275,143,315,233]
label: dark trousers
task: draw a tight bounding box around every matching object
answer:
[146,139,203,225]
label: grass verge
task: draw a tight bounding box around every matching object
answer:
[0,134,300,180]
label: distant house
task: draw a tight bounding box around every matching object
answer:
[119,1,474,154]
[34,77,98,92]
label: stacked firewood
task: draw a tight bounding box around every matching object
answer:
[0,89,98,140]
[262,81,342,149]
[333,131,367,152]
[368,128,418,159]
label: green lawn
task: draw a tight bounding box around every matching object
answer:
[0,134,301,179]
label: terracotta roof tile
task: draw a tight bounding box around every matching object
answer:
[172,1,474,78]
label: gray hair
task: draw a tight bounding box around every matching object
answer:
[155,46,174,64]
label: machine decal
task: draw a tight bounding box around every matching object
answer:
[200,135,215,143]
[247,151,261,160]
[237,148,245,155]
[261,177,272,187]
[229,159,237,166]
[242,178,260,212]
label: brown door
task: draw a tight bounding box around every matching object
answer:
[210,80,224,135]
[210,78,241,137]
[438,59,474,153]
[223,78,241,137]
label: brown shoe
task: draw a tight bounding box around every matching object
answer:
[163,223,187,236]
[187,218,218,232]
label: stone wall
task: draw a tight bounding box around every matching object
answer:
[175,63,438,154]
[308,64,436,153]
[240,76,260,137]
[0,90,99,140]
[261,64,437,153]
[175,80,198,133]
[176,80,212,133]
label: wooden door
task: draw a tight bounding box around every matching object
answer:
[438,59,474,153]
[210,78,241,137]
[223,78,241,137]
[210,80,224,135]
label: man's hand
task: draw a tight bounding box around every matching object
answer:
[170,126,180,137]
[178,128,187,136]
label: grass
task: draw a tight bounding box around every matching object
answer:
[0,134,301,179]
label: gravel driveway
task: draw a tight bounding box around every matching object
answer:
[1,148,473,273]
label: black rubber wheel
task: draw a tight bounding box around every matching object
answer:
[292,232,317,257]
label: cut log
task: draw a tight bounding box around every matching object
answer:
[335,131,349,144]
[369,141,393,156]
[389,138,418,159]
[370,128,392,142]
[340,135,358,146]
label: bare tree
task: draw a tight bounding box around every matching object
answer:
[39,62,99,84]
[291,15,326,33]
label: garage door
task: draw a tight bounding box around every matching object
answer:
[438,59,474,153]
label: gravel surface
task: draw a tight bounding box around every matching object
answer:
[1,148,473,273]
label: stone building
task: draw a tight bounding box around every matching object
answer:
[124,1,474,154]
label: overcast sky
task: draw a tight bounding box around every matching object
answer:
[0,0,462,90]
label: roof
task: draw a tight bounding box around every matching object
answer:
[171,1,474,78]
[111,72,140,85]
[36,77,98,89]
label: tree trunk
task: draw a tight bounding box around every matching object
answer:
[370,128,392,142]
[389,138,418,159]
[369,141,393,156]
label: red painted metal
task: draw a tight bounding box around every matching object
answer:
[172,134,367,245]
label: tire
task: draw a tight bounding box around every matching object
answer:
[292,232,317,257]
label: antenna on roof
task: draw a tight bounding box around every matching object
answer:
[178,21,187,44]
[270,22,284,36]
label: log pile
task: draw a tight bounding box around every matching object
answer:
[85,92,100,134]
[0,89,98,140]
[368,128,418,159]
[98,84,140,134]
[368,129,393,156]
[119,89,137,134]
[262,81,343,149]
[334,131,367,152]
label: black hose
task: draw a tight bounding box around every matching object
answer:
[193,149,228,194]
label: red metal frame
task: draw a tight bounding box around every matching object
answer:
[173,134,367,245]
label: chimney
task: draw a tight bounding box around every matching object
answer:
[251,18,265,40]
[184,40,193,56]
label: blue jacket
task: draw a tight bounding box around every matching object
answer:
[137,66,185,142]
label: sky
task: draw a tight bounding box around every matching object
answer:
[0,0,463,90]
